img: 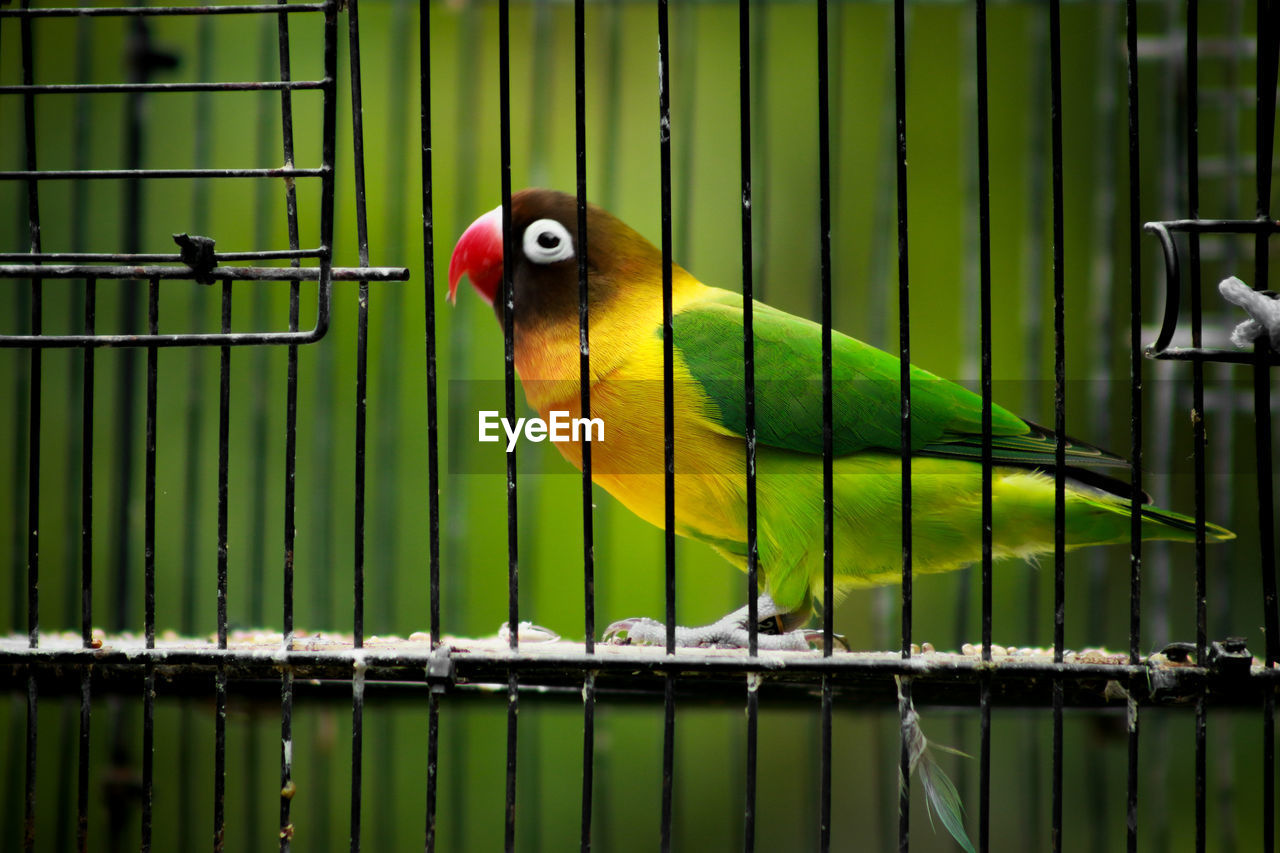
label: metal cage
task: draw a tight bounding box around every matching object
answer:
[0,0,1277,850]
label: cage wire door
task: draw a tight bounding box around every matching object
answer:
[1,0,1279,851]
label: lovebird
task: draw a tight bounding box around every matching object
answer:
[449,188,1234,651]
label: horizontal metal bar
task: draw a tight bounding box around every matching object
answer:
[1156,217,1280,234]
[0,249,324,263]
[0,329,328,349]
[0,264,407,281]
[1147,345,1280,365]
[0,0,1210,11]
[0,638,1274,708]
[0,3,327,18]
[0,167,326,180]
[0,80,326,95]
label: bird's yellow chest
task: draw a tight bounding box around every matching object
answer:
[516,325,748,543]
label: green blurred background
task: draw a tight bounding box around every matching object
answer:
[1,0,1277,849]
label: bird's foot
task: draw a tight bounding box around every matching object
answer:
[603,616,812,650]
[603,596,847,651]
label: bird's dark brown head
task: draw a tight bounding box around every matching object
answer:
[448,188,662,327]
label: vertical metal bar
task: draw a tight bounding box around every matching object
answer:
[657,0,676,847]
[893,0,911,661]
[817,0,833,664]
[1124,1,1143,667]
[214,281,232,853]
[816,0,834,846]
[894,0,911,848]
[24,672,36,853]
[498,0,517,655]
[1048,0,1066,662]
[309,6,340,840]
[318,0,338,336]
[350,0,372,645]
[419,0,442,846]
[658,0,676,657]
[1048,2,1067,848]
[20,0,42,650]
[145,278,158,644]
[739,0,759,847]
[76,279,95,853]
[218,280,232,643]
[58,27,94,849]
[276,0,301,849]
[421,0,440,653]
[20,5,42,851]
[419,2,442,848]
[748,0,769,302]
[1185,4,1206,851]
[573,0,595,847]
[1254,0,1279,667]
[497,0,520,848]
[347,1,373,848]
[77,667,90,853]
[819,682,832,851]
[141,278,159,853]
[975,0,993,849]
[425,689,440,853]
[350,664,365,853]
[1255,5,1279,851]
[279,662,294,853]
[1124,1,1142,850]
[579,670,595,853]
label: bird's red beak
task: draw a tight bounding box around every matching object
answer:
[448,205,503,306]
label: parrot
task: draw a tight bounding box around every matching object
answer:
[448,188,1235,652]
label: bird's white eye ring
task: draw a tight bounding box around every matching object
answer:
[522,218,575,265]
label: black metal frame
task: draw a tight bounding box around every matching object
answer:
[2,0,1278,852]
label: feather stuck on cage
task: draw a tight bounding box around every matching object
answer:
[1219,276,1280,348]
[897,676,975,853]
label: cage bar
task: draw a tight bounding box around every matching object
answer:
[419,0,442,845]
[657,0,677,848]
[496,0,521,848]
[277,0,302,847]
[1254,6,1278,851]
[740,0,759,841]
[1125,2,1143,850]
[140,277,158,850]
[975,0,995,847]
[0,80,326,94]
[572,0,596,847]
[0,3,327,17]
[815,0,835,846]
[892,1,911,847]
[347,1,373,848]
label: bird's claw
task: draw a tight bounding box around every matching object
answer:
[802,629,851,652]
[602,617,666,646]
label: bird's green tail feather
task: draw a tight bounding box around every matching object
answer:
[1136,503,1235,541]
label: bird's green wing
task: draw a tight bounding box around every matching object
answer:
[673,290,1125,468]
